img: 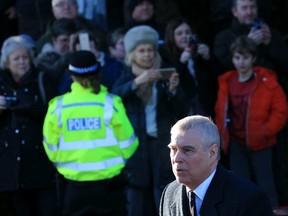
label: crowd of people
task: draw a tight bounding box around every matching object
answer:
[0,0,288,215]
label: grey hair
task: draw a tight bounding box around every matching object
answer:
[171,115,221,160]
[0,36,34,70]
[124,44,162,68]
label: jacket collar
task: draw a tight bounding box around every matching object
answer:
[199,164,227,216]
[169,165,226,216]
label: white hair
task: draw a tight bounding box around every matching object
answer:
[0,36,34,70]
[171,115,221,160]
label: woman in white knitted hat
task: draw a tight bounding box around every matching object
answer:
[112,25,189,216]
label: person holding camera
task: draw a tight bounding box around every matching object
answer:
[57,29,125,94]
[0,36,58,215]
[36,18,79,93]
[161,17,217,118]
[112,25,189,216]
[214,0,288,78]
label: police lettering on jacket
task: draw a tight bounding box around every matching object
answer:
[67,118,101,131]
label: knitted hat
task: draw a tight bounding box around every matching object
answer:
[124,25,159,53]
[127,0,155,14]
[68,50,101,76]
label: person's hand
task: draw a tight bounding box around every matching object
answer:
[5,7,17,19]
[261,24,271,45]
[180,48,192,64]
[248,23,271,45]
[197,44,210,60]
[0,96,7,111]
[134,69,162,86]
[69,33,77,51]
[248,28,264,45]
[89,40,99,59]
[168,72,179,94]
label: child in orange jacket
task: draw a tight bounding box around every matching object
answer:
[215,36,287,207]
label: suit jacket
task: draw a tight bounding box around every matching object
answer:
[159,165,274,216]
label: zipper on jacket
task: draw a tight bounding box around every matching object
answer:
[222,95,229,149]
[245,72,257,148]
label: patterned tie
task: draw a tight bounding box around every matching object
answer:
[188,191,196,216]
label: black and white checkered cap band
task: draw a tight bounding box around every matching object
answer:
[69,64,98,74]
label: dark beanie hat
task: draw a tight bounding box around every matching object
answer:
[68,50,101,76]
[128,0,155,13]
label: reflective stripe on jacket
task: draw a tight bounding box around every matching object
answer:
[43,82,138,181]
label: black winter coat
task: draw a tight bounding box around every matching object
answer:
[160,47,217,118]
[214,19,288,77]
[112,66,189,188]
[0,68,57,192]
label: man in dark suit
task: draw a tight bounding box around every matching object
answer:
[159,115,274,216]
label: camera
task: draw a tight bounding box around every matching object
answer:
[157,68,176,80]
[5,96,18,108]
[252,19,263,31]
[187,34,198,55]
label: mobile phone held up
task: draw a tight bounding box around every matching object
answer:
[252,19,263,31]
[187,34,198,56]
[157,68,176,80]
[79,33,90,51]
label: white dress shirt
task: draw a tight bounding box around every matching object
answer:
[186,168,216,215]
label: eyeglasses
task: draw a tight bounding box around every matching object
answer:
[53,0,77,8]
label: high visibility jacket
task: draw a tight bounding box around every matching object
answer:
[43,82,139,181]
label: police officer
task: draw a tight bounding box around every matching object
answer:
[43,50,139,216]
